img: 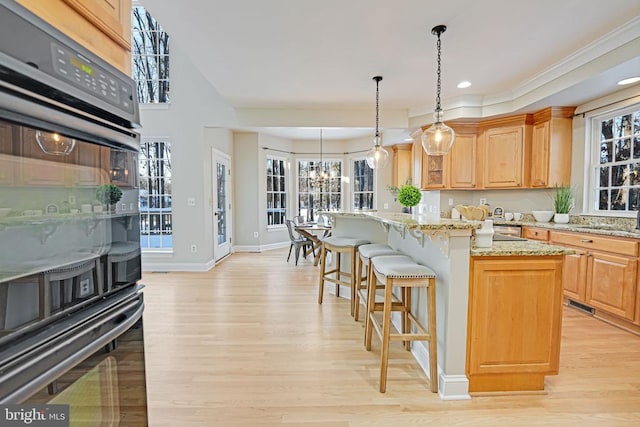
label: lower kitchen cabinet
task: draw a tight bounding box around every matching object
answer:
[467,256,564,392]
[549,231,638,323]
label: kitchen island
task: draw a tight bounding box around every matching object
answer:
[326,212,572,399]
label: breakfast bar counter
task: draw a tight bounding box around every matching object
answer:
[326,212,572,398]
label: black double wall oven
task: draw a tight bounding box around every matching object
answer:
[0,1,147,423]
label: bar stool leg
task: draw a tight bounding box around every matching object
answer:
[379,276,395,393]
[317,244,327,304]
[403,287,412,351]
[349,247,357,317]
[335,252,341,298]
[354,255,363,321]
[365,270,377,351]
[428,279,438,393]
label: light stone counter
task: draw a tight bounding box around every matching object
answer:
[471,240,574,256]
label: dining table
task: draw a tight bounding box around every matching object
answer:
[294,222,332,266]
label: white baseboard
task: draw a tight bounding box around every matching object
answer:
[142,258,215,272]
[234,241,289,253]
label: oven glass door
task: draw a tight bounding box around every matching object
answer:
[0,117,141,337]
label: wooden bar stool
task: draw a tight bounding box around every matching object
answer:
[317,236,369,316]
[365,255,438,393]
[353,244,401,322]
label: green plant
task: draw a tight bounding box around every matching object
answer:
[397,184,422,207]
[553,185,574,214]
[96,184,123,206]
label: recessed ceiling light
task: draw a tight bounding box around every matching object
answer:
[457,81,471,89]
[618,77,640,85]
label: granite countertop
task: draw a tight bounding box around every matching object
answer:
[471,240,574,257]
[492,219,640,239]
[331,211,480,231]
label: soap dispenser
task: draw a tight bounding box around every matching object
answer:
[475,220,494,248]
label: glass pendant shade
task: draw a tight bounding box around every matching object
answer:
[35,130,76,155]
[421,111,455,155]
[366,135,389,169]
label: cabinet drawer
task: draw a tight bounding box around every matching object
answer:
[549,231,638,256]
[523,227,549,241]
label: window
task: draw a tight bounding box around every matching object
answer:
[139,140,172,249]
[352,158,374,210]
[267,156,287,227]
[132,5,170,103]
[591,107,640,213]
[298,160,342,221]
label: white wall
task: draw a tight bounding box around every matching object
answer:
[139,44,237,271]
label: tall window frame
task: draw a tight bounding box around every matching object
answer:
[297,159,343,221]
[266,155,288,228]
[352,157,375,211]
[131,3,170,104]
[139,139,173,250]
[588,105,640,215]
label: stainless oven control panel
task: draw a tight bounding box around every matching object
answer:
[50,42,135,114]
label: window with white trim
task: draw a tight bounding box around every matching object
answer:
[352,158,374,210]
[139,140,172,249]
[297,160,342,221]
[132,4,170,103]
[267,156,287,227]
[590,106,640,213]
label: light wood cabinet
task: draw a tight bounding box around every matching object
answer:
[529,107,575,188]
[467,255,564,392]
[549,231,638,321]
[74,144,110,186]
[20,129,71,187]
[391,144,412,187]
[419,121,478,190]
[481,124,527,188]
[522,226,549,241]
[0,122,17,186]
[448,133,477,188]
[17,0,132,74]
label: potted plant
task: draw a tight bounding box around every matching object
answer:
[553,184,573,224]
[397,183,422,213]
[96,184,123,213]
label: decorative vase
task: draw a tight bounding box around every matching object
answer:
[554,213,569,224]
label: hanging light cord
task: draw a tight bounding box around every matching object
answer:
[434,29,442,113]
[375,78,380,140]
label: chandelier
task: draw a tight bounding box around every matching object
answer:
[422,25,455,155]
[310,128,328,188]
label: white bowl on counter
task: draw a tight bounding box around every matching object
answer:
[532,210,554,222]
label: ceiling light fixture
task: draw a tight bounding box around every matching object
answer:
[422,25,455,156]
[457,80,471,89]
[618,76,640,86]
[365,75,389,169]
[310,128,328,187]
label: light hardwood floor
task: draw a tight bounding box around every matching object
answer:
[142,249,640,426]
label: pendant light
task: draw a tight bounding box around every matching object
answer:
[35,130,76,155]
[311,128,327,187]
[422,25,455,156]
[365,75,389,169]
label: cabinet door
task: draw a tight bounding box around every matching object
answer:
[483,126,524,188]
[20,129,70,186]
[0,122,17,186]
[530,121,550,187]
[392,144,412,187]
[563,249,588,301]
[421,153,447,189]
[586,252,637,320]
[74,143,109,186]
[467,258,564,380]
[449,134,476,188]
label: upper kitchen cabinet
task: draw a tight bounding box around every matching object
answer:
[420,121,478,189]
[529,107,576,188]
[392,144,413,187]
[17,0,132,75]
[478,115,532,189]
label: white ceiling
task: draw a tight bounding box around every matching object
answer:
[142,0,640,140]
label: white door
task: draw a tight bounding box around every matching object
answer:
[212,150,231,261]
